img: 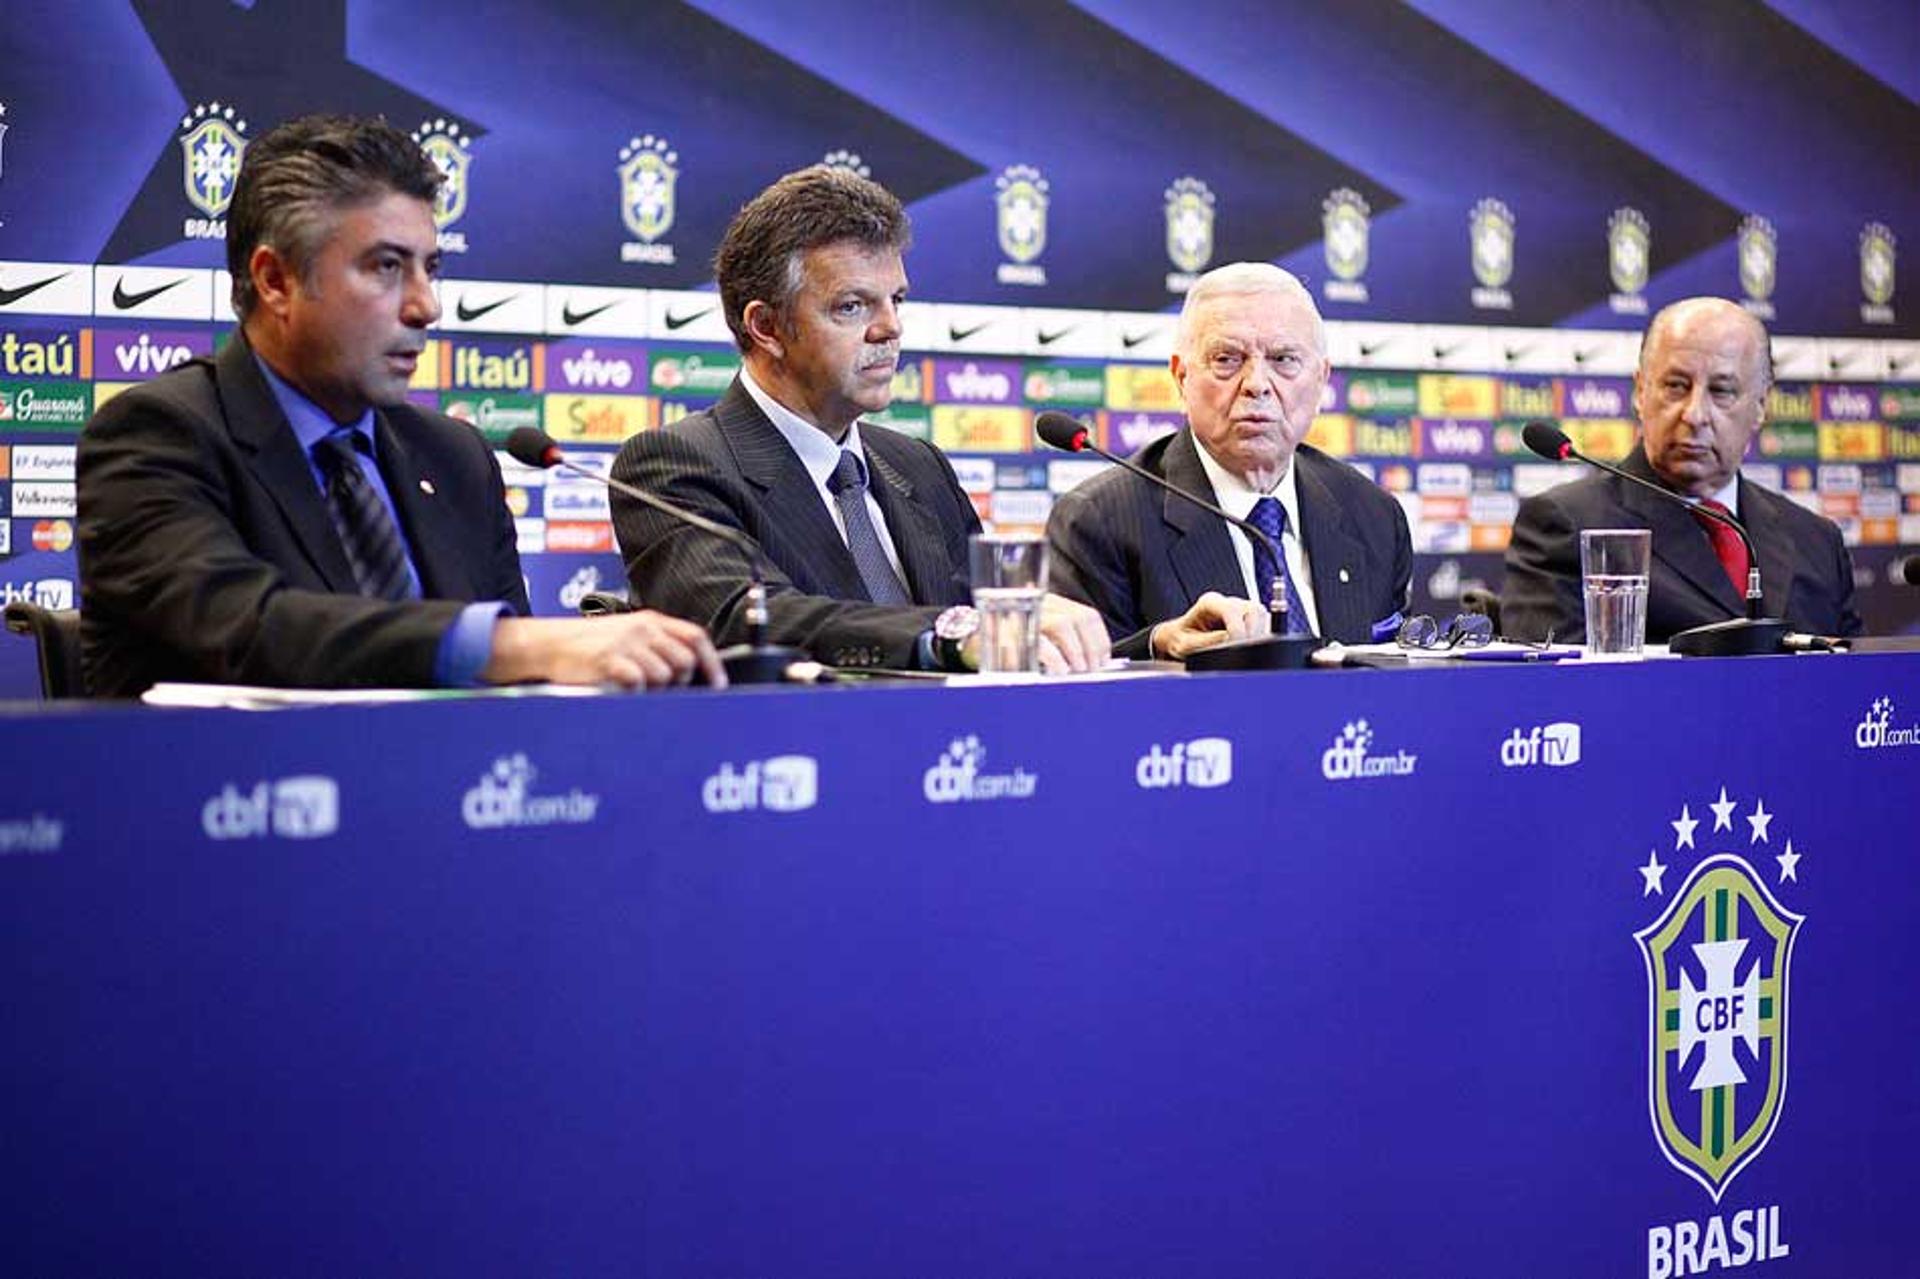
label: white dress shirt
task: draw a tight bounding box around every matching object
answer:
[1191,441,1322,634]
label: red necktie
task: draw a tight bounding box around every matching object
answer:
[1694,498,1749,597]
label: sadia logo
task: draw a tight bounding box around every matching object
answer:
[1136,737,1233,789]
[1635,788,1804,1275]
[1320,719,1416,781]
[462,754,599,830]
[1500,722,1582,768]
[702,756,819,814]
[923,735,1037,803]
[202,776,339,840]
[1855,696,1919,749]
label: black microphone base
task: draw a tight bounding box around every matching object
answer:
[1185,633,1324,672]
[1667,617,1792,658]
[717,642,807,685]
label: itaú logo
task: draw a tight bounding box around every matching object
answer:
[202,776,339,840]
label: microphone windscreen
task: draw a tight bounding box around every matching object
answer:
[1034,411,1091,452]
[1521,420,1573,461]
[1898,555,1920,586]
[504,426,560,469]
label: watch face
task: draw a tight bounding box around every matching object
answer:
[935,605,979,642]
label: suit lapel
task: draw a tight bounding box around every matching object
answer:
[1619,448,1743,616]
[1294,449,1368,639]
[715,382,868,599]
[865,444,954,605]
[1159,431,1246,603]
[215,334,358,592]
[1739,481,1798,618]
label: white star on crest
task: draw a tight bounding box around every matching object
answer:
[1709,786,1737,832]
[1639,848,1669,896]
[1672,804,1699,850]
[1777,839,1801,883]
[1748,798,1774,845]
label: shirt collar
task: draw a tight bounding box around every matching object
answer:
[739,365,868,490]
[1191,433,1304,532]
[1697,473,1740,517]
[255,354,376,456]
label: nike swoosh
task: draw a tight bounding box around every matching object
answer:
[1827,353,1857,373]
[1432,341,1466,361]
[1036,325,1075,346]
[562,299,619,326]
[0,271,71,308]
[948,321,990,343]
[1358,339,1389,358]
[455,294,516,322]
[1502,345,1534,364]
[664,305,715,331]
[1571,345,1602,366]
[111,276,186,310]
[1120,330,1157,350]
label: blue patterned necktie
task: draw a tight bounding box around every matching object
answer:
[826,450,911,605]
[1248,496,1311,637]
[312,432,415,601]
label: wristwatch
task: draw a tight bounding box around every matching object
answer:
[932,604,981,672]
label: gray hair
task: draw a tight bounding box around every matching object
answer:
[1638,297,1774,387]
[1176,262,1327,356]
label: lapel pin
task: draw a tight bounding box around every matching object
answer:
[1339,568,1351,583]
[419,478,436,495]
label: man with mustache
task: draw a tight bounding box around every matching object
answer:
[613,166,1107,671]
[79,114,722,695]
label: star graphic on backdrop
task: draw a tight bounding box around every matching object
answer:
[1709,786,1737,832]
[1776,839,1801,883]
[1748,798,1774,845]
[102,0,475,262]
[1639,848,1669,897]
[1671,804,1699,850]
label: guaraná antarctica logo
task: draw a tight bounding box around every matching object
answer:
[995,164,1049,286]
[178,101,248,239]
[412,117,473,252]
[1609,206,1651,315]
[1469,196,1514,310]
[1860,221,1895,325]
[618,133,677,263]
[1323,187,1371,304]
[1737,215,1777,319]
[1634,787,1803,1210]
[1163,175,1215,291]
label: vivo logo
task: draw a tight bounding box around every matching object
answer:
[111,334,197,377]
[1135,738,1234,789]
[558,348,637,389]
[1500,722,1582,768]
[943,363,1013,401]
[202,776,340,840]
[702,756,819,813]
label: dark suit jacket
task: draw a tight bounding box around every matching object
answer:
[1047,429,1413,657]
[1501,444,1861,643]
[78,333,528,697]
[611,380,977,668]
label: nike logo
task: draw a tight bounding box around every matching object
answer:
[948,321,990,343]
[1889,353,1915,376]
[1827,351,1858,374]
[111,276,186,310]
[1431,340,1466,361]
[1358,339,1390,358]
[1571,344,1602,367]
[1120,329,1157,350]
[0,271,71,308]
[455,294,517,322]
[664,305,715,331]
[1036,325,1075,346]
[561,299,619,326]
[1502,344,1535,365]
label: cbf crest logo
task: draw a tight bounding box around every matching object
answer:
[1860,221,1895,324]
[1737,215,1777,318]
[178,102,248,237]
[1633,786,1804,1201]
[1322,188,1371,304]
[1164,176,1215,282]
[995,165,1049,286]
[618,135,677,264]
[1469,197,1514,310]
[1608,206,1650,315]
[412,118,473,252]
[820,149,871,178]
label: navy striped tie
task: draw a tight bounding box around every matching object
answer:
[313,432,415,601]
[826,450,911,605]
[1248,496,1311,637]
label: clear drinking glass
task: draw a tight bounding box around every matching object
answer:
[969,533,1048,673]
[1580,528,1651,659]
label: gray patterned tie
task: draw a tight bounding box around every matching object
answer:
[826,450,911,605]
[313,432,415,601]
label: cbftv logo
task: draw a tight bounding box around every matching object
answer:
[1500,722,1582,768]
[702,756,819,813]
[0,578,74,609]
[1136,738,1234,789]
[202,776,340,840]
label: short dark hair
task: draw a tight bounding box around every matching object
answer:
[714,165,911,352]
[226,114,442,318]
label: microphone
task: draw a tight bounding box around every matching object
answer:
[1895,555,1920,586]
[1036,410,1321,670]
[1521,421,1789,657]
[504,426,803,684]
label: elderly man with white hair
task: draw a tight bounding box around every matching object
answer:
[1047,262,1412,659]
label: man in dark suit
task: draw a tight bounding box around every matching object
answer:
[612,166,1108,672]
[1502,297,1860,643]
[79,115,720,697]
[1048,263,1411,659]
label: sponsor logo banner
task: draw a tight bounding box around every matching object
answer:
[923,735,1038,803]
[547,339,648,393]
[0,577,74,608]
[1766,383,1814,421]
[543,393,655,444]
[1418,418,1494,460]
[1757,422,1818,459]
[0,326,87,380]
[932,358,1021,405]
[1814,384,1876,421]
[10,482,74,517]
[649,347,739,397]
[1856,696,1920,749]
[1499,722,1581,767]
[1104,365,1180,411]
[446,340,538,392]
[94,327,212,380]
[462,754,600,829]
[0,812,62,856]
[444,393,541,442]
[1135,737,1233,789]
[1320,718,1417,780]
[0,381,90,427]
[933,406,1029,453]
[545,521,613,553]
[1343,373,1417,417]
[202,776,339,840]
[1817,423,1884,461]
[1022,362,1105,406]
[1417,374,1498,419]
[9,444,74,481]
[1556,376,1633,420]
[1499,376,1556,421]
[0,263,93,317]
[702,756,819,813]
[1105,410,1182,457]
[1565,420,1636,462]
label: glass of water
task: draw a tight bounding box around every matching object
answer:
[969,533,1048,673]
[1580,528,1651,659]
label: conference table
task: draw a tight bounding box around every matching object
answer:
[5,653,1917,1276]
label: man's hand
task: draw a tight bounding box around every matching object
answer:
[1149,591,1270,660]
[483,611,727,689]
[1034,592,1112,673]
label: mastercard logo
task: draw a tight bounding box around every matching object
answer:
[32,520,74,553]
